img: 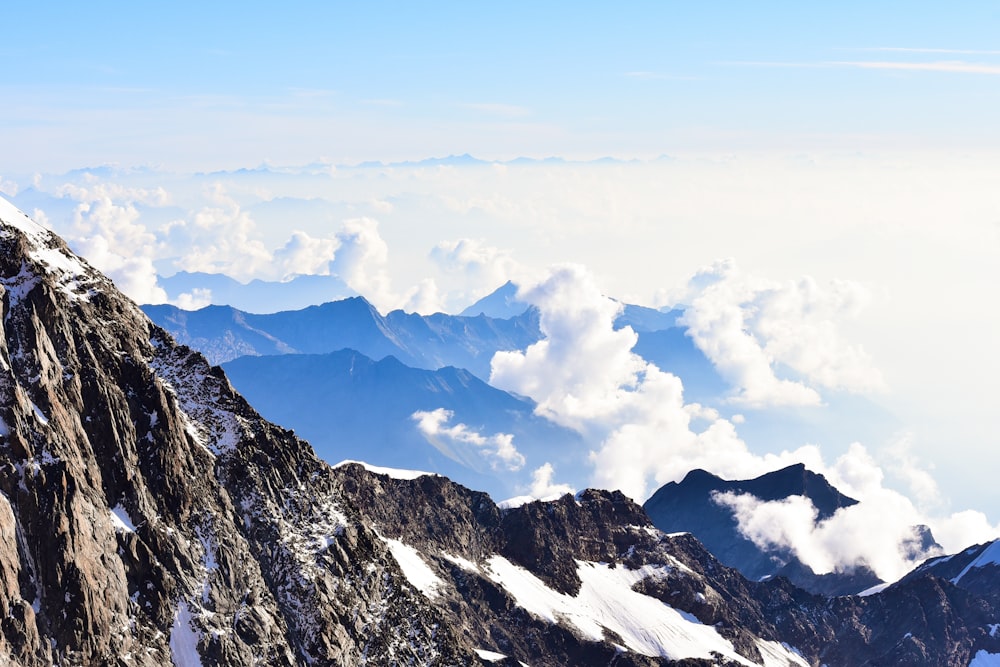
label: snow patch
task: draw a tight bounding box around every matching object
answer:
[0,196,97,302]
[169,602,203,667]
[31,402,49,425]
[497,493,569,510]
[110,504,135,533]
[442,552,481,573]
[383,537,443,598]
[952,541,1000,585]
[857,582,890,597]
[757,640,810,667]
[483,556,759,664]
[333,459,437,480]
[475,649,508,662]
[970,650,1000,666]
[497,495,536,510]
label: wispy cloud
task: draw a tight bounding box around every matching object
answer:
[362,98,403,107]
[859,47,1000,56]
[624,71,698,81]
[829,60,1000,75]
[727,59,1000,75]
[462,102,531,118]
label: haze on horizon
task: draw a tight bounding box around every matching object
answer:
[2,2,999,562]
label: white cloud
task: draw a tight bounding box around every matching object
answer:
[829,60,1000,75]
[402,278,444,315]
[164,183,272,281]
[490,265,796,500]
[73,235,167,304]
[172,288,213,310]
[674,259,883,407]
[272,230,338,278]
[430,238,525,307]
[483,263,1000,583]
[491,265,647,431]
[712,441,1000,583]
[329,217,396,311]
[528,463,574,500]
[411,408,525,472]
[883,433,943,511]
[463,103,531,118]
[54,181,169,303]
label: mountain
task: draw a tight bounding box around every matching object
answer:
[142,299,541,378]
[459,281,528,319]
[901,540,1000,608]
[7,198,1000,665]
[220,349,585,499]
[643,465,886,595]
[156,271,357,314]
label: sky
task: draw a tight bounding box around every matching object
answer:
[2,2,1000,570]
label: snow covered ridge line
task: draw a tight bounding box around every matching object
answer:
[0,195,99,303]
[332,459,438,480]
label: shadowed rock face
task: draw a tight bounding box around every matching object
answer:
[3,202,1000,667]
[0,204,477,666]
[643,465,884,595]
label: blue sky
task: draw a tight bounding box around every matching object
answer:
[4,2,1000,170]
[2,3,1000,548]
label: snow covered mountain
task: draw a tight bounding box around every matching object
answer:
[4,198,1000,666]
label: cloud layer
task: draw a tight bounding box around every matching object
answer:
[674,259,883,407]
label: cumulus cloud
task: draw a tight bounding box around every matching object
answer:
[430,238,525,308]
[491,265,647,431]
[411,408,525,472]
[490,265,790,500]
[402,278,444,315]
[55,181,169,303]
[528,463,574,500]
[272,230,338,278]
[674,259,884,407]
[0,177,19,197]
[713,489,933,583]
[172,288,213,310]
[73,235,167,304]
[329,217,397,310]
[712,441,1000,583]
[164,183,272,281]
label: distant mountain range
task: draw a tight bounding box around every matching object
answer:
[157,270,357,313]
[143,296,543,379]
[142,288,730,497]
[221,349,585,499]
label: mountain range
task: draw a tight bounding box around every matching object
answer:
[4,197,1000,665]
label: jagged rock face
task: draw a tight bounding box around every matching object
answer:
[0,203,479,665]
[327,461,1000,667]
